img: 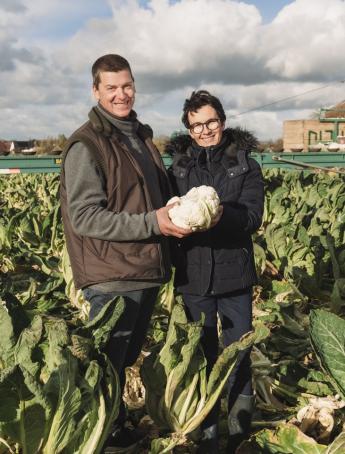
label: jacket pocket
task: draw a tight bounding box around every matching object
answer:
[84,237,106,258]
[241,247,249,263]
[215,261,242,281]
[213,248,249,281]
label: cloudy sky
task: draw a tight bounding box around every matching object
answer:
[1,0,345,141]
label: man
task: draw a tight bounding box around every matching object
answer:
[60,54,190,449]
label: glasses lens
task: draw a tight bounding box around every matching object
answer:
[190,119,220,134]
[207,119,220,131]
[191,124,203,134]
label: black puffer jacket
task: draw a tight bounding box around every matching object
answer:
[166,128,264,296]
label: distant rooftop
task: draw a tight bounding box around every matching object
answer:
[0,140,11,153]
[323,100,345,118]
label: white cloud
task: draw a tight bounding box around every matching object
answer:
[0,102,90,140]
[230,110,284,141]
[1,0,345,140]
[56,0,265,87]
[261,0,345,80]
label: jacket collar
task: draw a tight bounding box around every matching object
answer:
[168,127,257,178]
[166,127,257,156]
[88,106,153,142]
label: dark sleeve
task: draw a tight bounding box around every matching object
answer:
[216,159,264,235]
[167,166,181,198]
[167,163,190,198]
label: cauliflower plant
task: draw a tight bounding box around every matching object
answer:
[167,185,220,231]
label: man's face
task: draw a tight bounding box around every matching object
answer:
[188,105,224,147]
[93,69,135,118]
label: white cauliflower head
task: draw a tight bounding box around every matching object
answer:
[167,185,220,231]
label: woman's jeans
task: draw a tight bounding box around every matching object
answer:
[182,287,253,429]
[83,286,159,424]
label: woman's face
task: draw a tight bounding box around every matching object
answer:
[188,104,224,147]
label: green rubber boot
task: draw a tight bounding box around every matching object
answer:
[227,394,255,453]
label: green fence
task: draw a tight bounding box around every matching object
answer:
[1,152,345,174]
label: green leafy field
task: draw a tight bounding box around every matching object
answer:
[0,170,345,453]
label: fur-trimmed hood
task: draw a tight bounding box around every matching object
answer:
[165,127,258,158]
[167,127,259,179]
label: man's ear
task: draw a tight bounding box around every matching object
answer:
[92,85,100,101]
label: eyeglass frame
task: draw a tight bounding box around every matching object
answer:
[188,118,222,135]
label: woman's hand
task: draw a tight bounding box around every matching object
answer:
[197,205,223,232]
[210,205,223,227]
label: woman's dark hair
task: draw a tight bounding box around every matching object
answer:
[92,54,134,88]
[181,90,226,129]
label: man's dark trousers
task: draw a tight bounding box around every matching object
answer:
[83,286,159,423]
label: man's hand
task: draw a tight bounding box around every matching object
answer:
[156,204,192,238]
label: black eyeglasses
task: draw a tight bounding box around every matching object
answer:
[189,118,221,134]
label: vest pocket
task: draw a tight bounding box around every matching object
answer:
[84,237,106,258]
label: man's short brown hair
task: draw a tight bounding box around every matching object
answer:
[92,54,134,88]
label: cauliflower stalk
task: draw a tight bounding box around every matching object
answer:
[167,185,220,231]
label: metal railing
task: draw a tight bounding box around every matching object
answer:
[1,152,345,175]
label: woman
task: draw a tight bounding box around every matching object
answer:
[166,90,264,453]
